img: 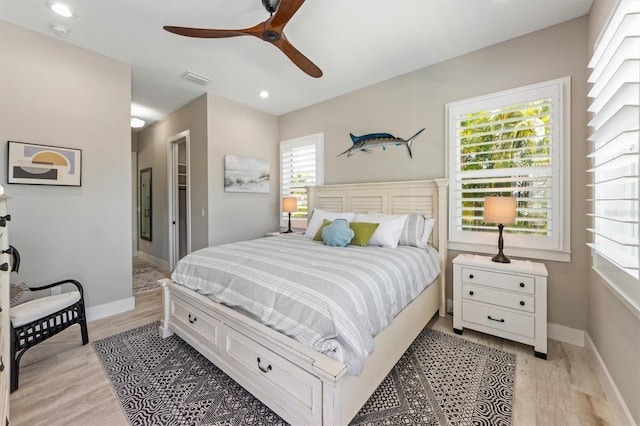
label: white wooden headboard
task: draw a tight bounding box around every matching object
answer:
[307,179,449,316]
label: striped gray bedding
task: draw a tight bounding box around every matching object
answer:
[171,233,441,375]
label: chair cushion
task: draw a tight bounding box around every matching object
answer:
[10,272,35,308]
[11,291,81,327]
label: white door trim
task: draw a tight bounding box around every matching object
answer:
[167,130,191,271]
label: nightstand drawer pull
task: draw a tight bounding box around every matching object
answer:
[256,357,272,373]
[469,290,474,296]
[188,313,197,324]
[520,282,525,288]
[469,274,474,279]
[520,301,525,306]
[487,315,505,323]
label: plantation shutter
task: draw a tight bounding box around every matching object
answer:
[280,134,324,224]
[448,78,568,255]
[587,1,640,279]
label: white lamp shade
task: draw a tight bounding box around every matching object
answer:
[282,197,298,213]
[483,196,516,225]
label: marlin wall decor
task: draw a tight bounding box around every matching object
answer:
[338,128,425,159]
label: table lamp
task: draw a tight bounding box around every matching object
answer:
[282,197,298,233]
[483,196,516,263]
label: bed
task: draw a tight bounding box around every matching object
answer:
[159,178,448,425]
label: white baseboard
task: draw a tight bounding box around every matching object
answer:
[585,333,635,426]
[548,322,585,347]
[136,251,170,271]
[86,296,135,322]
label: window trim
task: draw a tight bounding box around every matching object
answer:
[279,133,324,229]
[446,77,572,262]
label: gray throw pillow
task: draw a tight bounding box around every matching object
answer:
[10,271,34,307]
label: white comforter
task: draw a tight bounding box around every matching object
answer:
[171,234,440,375]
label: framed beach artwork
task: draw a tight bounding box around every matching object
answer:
[224,154,270,193]
[7,141,82,186]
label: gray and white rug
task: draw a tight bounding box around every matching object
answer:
[93,321,515,425]
[132,268,166,294]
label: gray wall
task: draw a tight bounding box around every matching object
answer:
[136,94,209,261]
[136,92,279,261]
[587,0,640,423]
[279,17,590,331]
[207,94,279,245]
[0,21,133,310]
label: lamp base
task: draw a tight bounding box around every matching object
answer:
[282,211,293,233]
[491,251,511,263]
[492,223,510,263]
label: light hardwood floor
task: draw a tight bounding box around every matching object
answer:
[10,289,616,426]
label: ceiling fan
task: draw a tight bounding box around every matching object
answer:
[164,0,322,78]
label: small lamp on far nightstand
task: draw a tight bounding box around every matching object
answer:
[282,196,297,233]
[484,196,516,263]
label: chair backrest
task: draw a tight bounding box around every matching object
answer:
[8,245,20,273]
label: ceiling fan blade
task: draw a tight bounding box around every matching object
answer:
[163,26,260,39]
[267,0,305,29]
[273,35,322,78]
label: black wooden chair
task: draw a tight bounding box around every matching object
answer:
[8,246,89,392]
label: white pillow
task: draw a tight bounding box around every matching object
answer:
[367,212,435,248]
[304,209,356,238]
[399,214,436,249]
[354,213,408,248]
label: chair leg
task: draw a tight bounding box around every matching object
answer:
[80,318,89,345]
[10,354,19,393]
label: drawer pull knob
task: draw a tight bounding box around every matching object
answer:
[188,313,197,324]
[520,282,525,288]
[256,357,272,373]
[487,315,505,323]
[520,301,525,306]
[469,274,474,279]
[0,263,8,272]
[469,290,474,296]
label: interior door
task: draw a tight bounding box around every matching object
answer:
[168,131,191,270]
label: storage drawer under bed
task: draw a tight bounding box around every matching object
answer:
[167,290,323,425]
[170,295,222,355]
[222,325,323,425]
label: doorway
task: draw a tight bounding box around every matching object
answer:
[168,130,191,270]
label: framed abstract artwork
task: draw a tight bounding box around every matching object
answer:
[224,154,270,193]
[7,141,82,186]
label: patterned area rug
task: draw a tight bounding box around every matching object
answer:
[132,268,166,294]
[93,322,515,426]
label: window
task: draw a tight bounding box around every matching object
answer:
[447,78,571,261]
[280,133,324,228]
[587,0,640,313]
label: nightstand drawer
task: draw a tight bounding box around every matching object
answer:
[462,284,535,313]
[462,301,535,338]
[461,267,535,294]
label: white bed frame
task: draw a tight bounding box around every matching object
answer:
[159,179,448,425]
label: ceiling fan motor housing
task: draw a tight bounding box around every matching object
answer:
[262,0,281,14]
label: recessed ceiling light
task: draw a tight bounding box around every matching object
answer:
[131,117,145,129]
[47,2,74,18]
[49,23,70,37]
[259,91,269,98]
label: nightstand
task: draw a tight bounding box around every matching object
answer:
[453,253,548,359]
[265,231,301,237]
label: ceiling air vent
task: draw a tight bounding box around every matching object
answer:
[180,71,211,86]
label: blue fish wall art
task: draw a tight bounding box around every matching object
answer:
[338,128,425,158]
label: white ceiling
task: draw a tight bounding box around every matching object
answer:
[1,0,593,126]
